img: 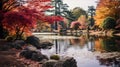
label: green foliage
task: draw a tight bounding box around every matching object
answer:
[62,7,87,27]
[50,54,60,60]
[101,17,116,30]
[71,7,87,20]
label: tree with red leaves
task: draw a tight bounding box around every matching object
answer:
[1,0,63,39]
[17,0,63,31]
[22,0,63,24]
[2,11,36,40]
[0,0,26,39]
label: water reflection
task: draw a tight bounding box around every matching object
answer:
[40,35,120,67]
[95,36,120,52]
[53,39,70,54]
[93,36,120,67]
[70,35,87,48]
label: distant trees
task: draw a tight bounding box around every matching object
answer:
[70,15,87,30]
[71,7,87,20]
[64,7,87,28]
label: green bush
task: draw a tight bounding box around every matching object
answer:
[50,54,60,60]
[5,36,14,42]
[101,17,116,30]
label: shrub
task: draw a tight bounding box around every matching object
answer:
[5,36,14,42]
[101,17,116,30]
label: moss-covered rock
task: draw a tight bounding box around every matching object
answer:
[50,54,60,60]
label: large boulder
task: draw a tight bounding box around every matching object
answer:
[20,50,48,62]
[14,40,25,46]
[55,57,77,67]
[40,42,54,49]
[54,61,63,67]
[42,57,77,67]
[31,52,48,61]
[0,40,25,50]
[2,40,26,50]
[50,54,60,60]
[20,50,37,59]
[25,36,41,49]
[11,40,26,49]
[42,60,58,67]
[62,57,77,67]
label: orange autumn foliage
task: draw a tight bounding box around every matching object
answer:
[94,0,120,27]
[94,39,104,52]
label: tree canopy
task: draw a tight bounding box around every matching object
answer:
[94,0,120,26]
[0,0,63,39]
[71,7,87,20]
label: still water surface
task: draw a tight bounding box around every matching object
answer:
[35,34,120,67]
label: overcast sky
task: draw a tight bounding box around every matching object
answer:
[63,0,98,10]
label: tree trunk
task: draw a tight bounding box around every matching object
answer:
[0,22,8,39]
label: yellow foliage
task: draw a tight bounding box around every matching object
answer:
[94,0,120,27]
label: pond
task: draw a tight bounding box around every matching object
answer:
[35,34,120,67]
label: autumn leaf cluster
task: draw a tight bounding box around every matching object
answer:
[94,0,120,27]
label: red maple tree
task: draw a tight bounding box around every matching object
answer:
[23,0,63,24]
[2,11,36,39]
[2,0,63,39]
[0,0,25,38]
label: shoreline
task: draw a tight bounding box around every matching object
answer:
[0,31,120,67]
[89,30,120,37]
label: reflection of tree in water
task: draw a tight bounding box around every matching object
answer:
[87,36,95,51]
[115,36,120,51]
[54,39,71,54]
[94,36,120,67]
[94,36,120,52]
[70,39,79,45]
[69,35,88,49]
[94,36,103,52]
[100,37,120,52]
